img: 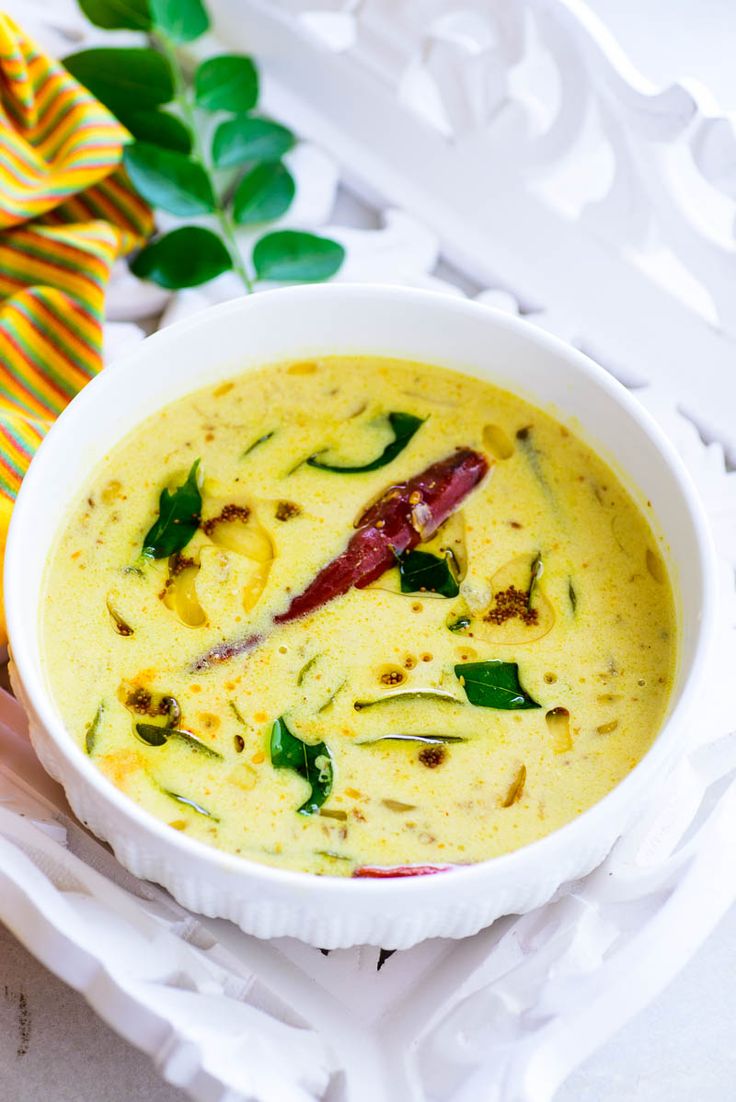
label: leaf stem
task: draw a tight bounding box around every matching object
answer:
[155,33,255,293]
[215,204,254,292]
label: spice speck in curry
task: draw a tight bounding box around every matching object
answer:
[43,356,676,876]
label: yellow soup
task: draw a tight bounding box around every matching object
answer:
[43,357,677,877]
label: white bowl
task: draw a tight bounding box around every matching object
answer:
[5,285,717,949]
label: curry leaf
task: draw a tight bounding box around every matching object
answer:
[161,788,218,819]
[241,429,275,458]
[64,48,174,114]
[527,551,542,610]
[516,425,551,496]
[149,0,209,41]
[253,230,344,283]
[142,459,201,558]
[357,734,466,746]
[353,690,463,711]
[399,549,459,598]
[447,613,471,633]
[212,117,294,168]
[130,227,232,288]
[78,0,151,31]
[119,108,191,153]
[195,54,259,113]
[270,716,333,815]
[123,143,215,217]
[454,661,541,710]
[85,703,105,755]
[134,722,168,747]
[307,411,423,473]
[233,162,295,225]
[296,654,319,686]
[106,596,134,636]
[136,723,223,759]
[172,731,224,758]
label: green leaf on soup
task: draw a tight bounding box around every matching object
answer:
[142,459,202,559]
[130,227,232,289]
[134,722,168,747]
[270,715,333,816]
[527,551,542,610]
[447,613,471,633]
[149,0,209,42]
[64,48,174,115]
[78,0,151,31]
[212,117,294,168]
[296,654,319,686]
[161,788,218,819]
[135,722,224,760]
[166,729,223,760]
[318,682,345,713]
[195,54,259,113]
[357,733,466,746]
[85,703,105,755]
[398,549,459,598]
[232,162,295,225]
[253,230,344,283]
[353,690,463,711]
[118,108,191,153]
[516,425,552,497]
[307,412,423,473]
[241,429,275,458]
[123,143,215,217]
[454,661,541,710]
[228,700,247,726]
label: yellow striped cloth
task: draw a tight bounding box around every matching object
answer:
[0,13,153,643]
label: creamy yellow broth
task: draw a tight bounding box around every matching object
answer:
[42,357,677,876]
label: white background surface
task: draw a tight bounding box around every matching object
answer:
[3,2,736,1099]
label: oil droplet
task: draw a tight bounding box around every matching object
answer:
[482,423,515,460]
[546,707,572,753]
[379,665,406,687]
[646,548,666,584]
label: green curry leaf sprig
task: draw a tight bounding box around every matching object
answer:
[67,0,345,291]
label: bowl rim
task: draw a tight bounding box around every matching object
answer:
[4,282,719,898]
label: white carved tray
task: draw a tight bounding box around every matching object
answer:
[2,1,736,1099]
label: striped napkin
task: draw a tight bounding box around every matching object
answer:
[0,13,152,643]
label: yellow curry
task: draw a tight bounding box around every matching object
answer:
[42,356,677,877]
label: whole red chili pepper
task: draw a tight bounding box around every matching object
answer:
[276,447,488,623]
[352,865,455,878]
[192,447,489,670]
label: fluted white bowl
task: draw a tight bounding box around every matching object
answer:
[5,285,716,948]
